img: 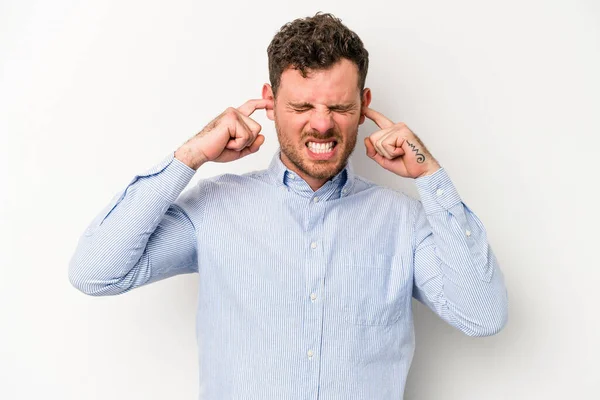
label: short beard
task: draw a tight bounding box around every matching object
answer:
[274,117,358,182]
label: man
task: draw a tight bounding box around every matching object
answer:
[69,12,508,399]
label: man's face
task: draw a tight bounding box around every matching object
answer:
[263,58,371,188]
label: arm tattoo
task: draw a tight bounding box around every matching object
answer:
[406,141,426,163]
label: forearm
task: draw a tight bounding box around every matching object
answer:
[413,168,508,336]
[68,152,196,295]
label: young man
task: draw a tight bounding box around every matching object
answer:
[69,12,508,399]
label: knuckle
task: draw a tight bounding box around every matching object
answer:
[239,122,251,136]
[231,140,244,151]
[224,107,238,118]
[223,113,238,124]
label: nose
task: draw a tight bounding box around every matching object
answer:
[309,110,335,134]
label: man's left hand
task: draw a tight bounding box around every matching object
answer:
[363,108,441,178]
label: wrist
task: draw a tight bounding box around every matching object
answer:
[175,146,206,171]
[416,163,441,178]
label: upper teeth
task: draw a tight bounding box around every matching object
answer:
[307,141,335,152]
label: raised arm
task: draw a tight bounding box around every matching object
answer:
[411,169,508,336]
[362,106,508,336]
[68,99,273,296]
[68,153,198,295]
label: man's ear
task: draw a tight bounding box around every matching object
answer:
[262,83,275,121]
[359,88,372,125]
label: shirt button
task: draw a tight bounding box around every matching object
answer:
[307,349,314,358]
[280,186,287,191]
[313,197,319,203]
[436,189,444,196]
[466,230,471,237]
[310,293,317,301]
[310,242,317,249]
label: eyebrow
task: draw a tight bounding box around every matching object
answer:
[287,101,357,110]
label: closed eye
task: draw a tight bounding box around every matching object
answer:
[329,107,353,114]
[287,102,312,113]
[292,107,311,113]
[287,102,357,114]
[329,103,357,113]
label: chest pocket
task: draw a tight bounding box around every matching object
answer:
[330,252,412,326]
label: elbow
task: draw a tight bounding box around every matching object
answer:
[468,312,507,337]
[68,257,125,297]
[68,258,102,296]
[68,235,141,296]
[68,241,105,295]
[69,275,98,297]
[466,299,509,337]
[68,254,142,296]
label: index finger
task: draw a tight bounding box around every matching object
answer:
[237,99,274,117]
[364,108,394,129]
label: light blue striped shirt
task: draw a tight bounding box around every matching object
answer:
[69,148,508,399]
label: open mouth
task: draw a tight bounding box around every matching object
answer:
[305,140,338,154]
[305,140,338,160]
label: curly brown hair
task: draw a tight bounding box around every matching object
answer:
[267,12,369,98]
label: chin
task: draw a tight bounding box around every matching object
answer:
[303,153,347,180]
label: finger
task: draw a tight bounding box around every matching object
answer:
[364,137,389,166]
[237,99,274,117]
[238,112,262,135]
[382,136,406,159]
[364,136,378,159]
[225,120,253,151]
[237,117,260,148]
[366,130,387,158]
[225,136,247,151]
[367,126,391,148]
[374,132,394,159]
[363,108,394,130]
[238,134,265,158]
[386,143,405,158]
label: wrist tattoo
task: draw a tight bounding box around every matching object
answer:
[406,141,426,163]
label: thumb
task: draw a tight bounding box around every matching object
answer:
[364,137,377,158]
[364,136,391,169]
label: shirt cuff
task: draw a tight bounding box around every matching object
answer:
[135,151,197,203]
[414,167,462,215]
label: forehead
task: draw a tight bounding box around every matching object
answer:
[278,58,360,104]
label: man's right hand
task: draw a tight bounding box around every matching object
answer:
[175,99,274,170]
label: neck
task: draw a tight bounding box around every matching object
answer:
[279,153,328,192]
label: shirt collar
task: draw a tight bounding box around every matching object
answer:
[267,148,355,199]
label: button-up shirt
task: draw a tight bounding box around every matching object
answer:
[69,148,508,399]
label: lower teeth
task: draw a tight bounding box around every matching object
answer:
[308,145,334,154]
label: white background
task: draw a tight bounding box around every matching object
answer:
[1,0,599,398]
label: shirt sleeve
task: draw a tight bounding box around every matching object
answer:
[68,151,199,296]
[411,167,509,336]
